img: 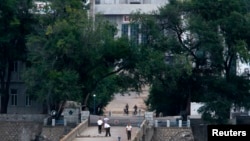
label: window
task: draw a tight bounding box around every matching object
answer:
[130,0,141,4]
[26,95,31,106]
[10,89,17,106]
[130,24,139,45]
[122,24,129,38]
[95,0,100,4]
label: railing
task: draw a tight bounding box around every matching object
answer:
[89,115,145,127]
[132,119,145,141]
[60,119,88,141]
[132,119,158,141]
[155,119,191,127]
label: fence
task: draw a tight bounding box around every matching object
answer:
[89,115,145,127]
[155,119,191,127]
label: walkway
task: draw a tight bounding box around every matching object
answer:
[72,87,149,141]
[73,126,138,141]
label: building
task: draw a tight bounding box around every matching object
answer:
[93,0,168,41]
[1,61,44,114]
[31,1,52,14]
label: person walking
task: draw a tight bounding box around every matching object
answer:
[104,122,111,137]
[97,117,103,134]
[126,122,132,141]
[102,115,109,132]
[133,104,138,115]
[124,103,129,115]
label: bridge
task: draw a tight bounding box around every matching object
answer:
[59,114,194,141]
[59,89,194,141]
[60,113,151,141]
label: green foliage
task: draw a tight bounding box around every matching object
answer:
[24,0,93,112]
[7,0,250,122]
[135,0,250,123]
[197,76,250,124]
[198,101,231,124]
[0,0,35,113]
[24,0,149,115]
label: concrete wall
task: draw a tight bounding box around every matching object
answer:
[190,119,207,141]
[131,117,194,141]
[0,121,43,141]
[0,114,46,122]
[0,114,79,141]
[0,121,74,141]
[152,127,194,141]
[41,126,74,141]
[0,114,46,141]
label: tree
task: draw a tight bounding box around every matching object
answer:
[134,0,250,123]
[189,0,250,123]
[0,0,34,113]
[131,9,193,118]
[24,0,145,117]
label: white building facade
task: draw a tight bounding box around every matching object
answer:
[93,0,168,41]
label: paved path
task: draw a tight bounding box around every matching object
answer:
[73,126,139,141]
[72,87,149,141]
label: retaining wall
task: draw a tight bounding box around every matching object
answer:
[0,114,76,141]
[152,127,194,141]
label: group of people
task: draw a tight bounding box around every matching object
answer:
[124,103,138,115]
[97,115,133,140]
[97,115,111,137]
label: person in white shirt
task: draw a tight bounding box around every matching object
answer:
[104,122,111,137]
[97,117,103,134]
[126,122,132,140]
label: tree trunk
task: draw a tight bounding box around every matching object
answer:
[0,61,12,113]
[0,83,11,114]
[0,92,9,113]
[56,100,66,120]
[82,93,90,111]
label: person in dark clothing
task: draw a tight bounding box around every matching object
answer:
[133,104,138,115]
[124,103,129,115]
